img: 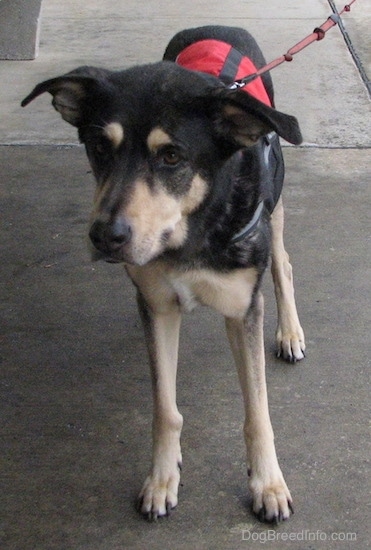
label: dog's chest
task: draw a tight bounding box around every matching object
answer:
[170,278,200,312]
[167,268,258,318]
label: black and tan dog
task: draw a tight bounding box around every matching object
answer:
[22,26,305,523]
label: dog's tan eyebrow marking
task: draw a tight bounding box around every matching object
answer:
[103,122,124,149]
[147,127,173,152]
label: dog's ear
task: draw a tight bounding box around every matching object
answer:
[21,66,111,126]
[210,87,302,145]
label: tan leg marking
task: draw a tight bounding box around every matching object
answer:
[271,197,305,361]
[225,292,293,522]
[127,264,182,518]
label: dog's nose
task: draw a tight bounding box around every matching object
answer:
[89,218,132,251]
[108,218,132,246]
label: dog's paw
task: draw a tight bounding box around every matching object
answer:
[276,325,305,363]
[249,473,293,523]
[138,463,182,520]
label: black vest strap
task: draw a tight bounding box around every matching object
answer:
[218,47,244,85]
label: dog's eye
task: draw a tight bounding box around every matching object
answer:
[157,147,182,166]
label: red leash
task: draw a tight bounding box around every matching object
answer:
[229,0,357,90]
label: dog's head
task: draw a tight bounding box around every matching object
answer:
[22,62,302,265]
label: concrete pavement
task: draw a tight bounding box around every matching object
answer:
[1,0,370,146]
[1,1,370,549]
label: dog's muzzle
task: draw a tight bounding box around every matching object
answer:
[89,218,132,262]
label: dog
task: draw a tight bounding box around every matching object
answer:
[22,25,305,523]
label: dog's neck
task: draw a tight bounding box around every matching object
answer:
[230,200,264,243]
[162,140,272,272]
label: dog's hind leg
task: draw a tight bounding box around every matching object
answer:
[225,292,293,523]
[136,290,183,520]
[271,197,305,362]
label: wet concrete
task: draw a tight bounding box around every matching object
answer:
[1,0,370,549]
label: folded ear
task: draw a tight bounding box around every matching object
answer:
[21,66,111,126]
[211,87,302,145]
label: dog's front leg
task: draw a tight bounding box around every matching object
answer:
[225,291,293,523]
[136,291,183,520]
[271,197,305,361]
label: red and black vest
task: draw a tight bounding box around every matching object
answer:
[176,39,272,107]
